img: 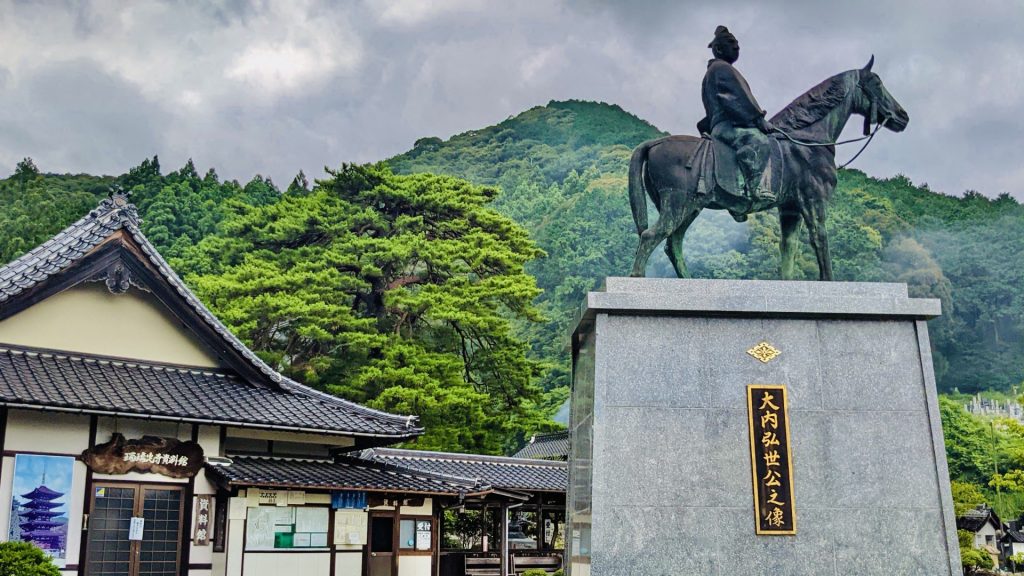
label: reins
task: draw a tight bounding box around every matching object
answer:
[771,121,884,169]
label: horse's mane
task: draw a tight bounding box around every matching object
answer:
[770,71,857,131]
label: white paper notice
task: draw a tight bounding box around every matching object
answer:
[295,508,327,533]
[128,517,145,541]
[293,533,312,547]
[310,532,328,548]
[333,510,368,545]
[245,507,276,550]
[416,530,431,550]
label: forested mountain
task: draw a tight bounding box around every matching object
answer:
[390,99,1024,397]
[0,99,1022,454]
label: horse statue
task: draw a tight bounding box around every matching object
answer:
[628,57,909,280]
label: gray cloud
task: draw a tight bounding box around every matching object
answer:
[0,0,1020,198]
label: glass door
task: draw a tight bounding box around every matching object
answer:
[86,486,136,576]
[86,484,184,576]
[138,487,183,576]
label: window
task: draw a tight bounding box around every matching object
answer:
[245,506,329,550]
[399,517,432,551]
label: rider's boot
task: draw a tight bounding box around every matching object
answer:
[752,165,775,202]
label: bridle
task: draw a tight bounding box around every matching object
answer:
[770,72,890,169]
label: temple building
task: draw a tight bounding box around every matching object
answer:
[0,195,565,576]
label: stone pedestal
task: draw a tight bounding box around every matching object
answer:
[567,279,959,576]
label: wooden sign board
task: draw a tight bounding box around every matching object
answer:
[81,433,204,478]
[747,384,796,535]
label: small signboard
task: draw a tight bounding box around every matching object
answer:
[193,495,212,546]
[128,517,145,541]
[415,520,431,550]
[746,384,796,535]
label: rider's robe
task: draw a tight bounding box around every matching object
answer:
[698,58,766,133]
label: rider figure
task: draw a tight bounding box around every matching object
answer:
[697,26,775,201]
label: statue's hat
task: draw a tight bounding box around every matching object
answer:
[709,25,736,47]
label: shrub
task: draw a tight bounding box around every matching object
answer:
[0,542,61,576]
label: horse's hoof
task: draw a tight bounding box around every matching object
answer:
[729,210,748,223]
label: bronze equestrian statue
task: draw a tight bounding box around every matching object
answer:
[629,27,909,280]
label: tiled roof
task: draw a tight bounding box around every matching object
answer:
[0,345,419,438]
[361,448,567,492]
[512,431,569,460]
[0,195,422,438]
[1005,529,1024,544]
[206,455,490,496]
[957,506,1001,533]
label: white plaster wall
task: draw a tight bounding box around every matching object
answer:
[5,410,90,453]
[335,552,363,576]
[241,552,331,576]
[0,283,221,367]
[397,555,431,576]
[226,512,245,576]
[400,498,432,516]
[975,522,998,548]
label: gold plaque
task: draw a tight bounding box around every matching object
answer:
[747,341,781,363]
[747,384,796,535]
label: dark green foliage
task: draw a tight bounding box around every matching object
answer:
[0,156,279,265]
[178,164,549,453]
[0,542,61,576]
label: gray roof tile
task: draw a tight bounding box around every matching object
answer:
[207,455,489,496]
[0,345,419,438]
[512,431,569,460]
[361,448,567,492]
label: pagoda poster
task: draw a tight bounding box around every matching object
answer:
[8,454,73,567]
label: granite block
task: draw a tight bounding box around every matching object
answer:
[568,279,959,576]
[817,320,926,411]
[702,318,823,411]
[715,507,835,576]
[579,278,941,325]
[832,508,953,575]
[598,316,707,408]
[593,506,727,576]
[596,407,750,508]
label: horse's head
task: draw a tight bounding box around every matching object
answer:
[856,56,909,133]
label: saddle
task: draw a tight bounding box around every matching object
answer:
[690,134,783,199]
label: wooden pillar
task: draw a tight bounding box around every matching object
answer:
[500,503,509,576]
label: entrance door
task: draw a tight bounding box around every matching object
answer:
[367,514,396,576]
[86,484,184,576]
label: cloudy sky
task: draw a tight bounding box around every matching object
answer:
[0,0,1021,198]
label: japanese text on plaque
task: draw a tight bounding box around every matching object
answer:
[747,384,796,535]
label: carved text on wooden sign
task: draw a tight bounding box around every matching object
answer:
[81,433,204,478]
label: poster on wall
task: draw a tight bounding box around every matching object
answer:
[8,454,75,568]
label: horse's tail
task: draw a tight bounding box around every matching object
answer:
[629,140,652,235]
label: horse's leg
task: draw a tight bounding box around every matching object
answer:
[664,208,702,278]
[799,194,834,281]
[779,209,802,280]
[630,188,691,277]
